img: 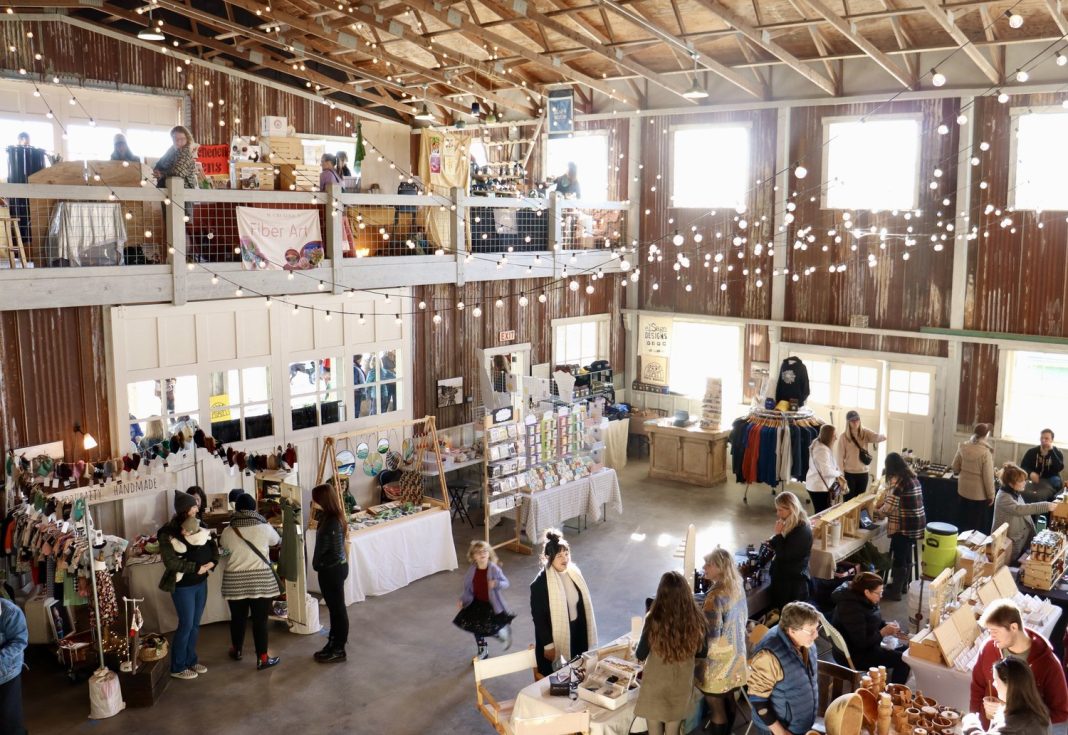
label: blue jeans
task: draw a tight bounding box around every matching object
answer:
[171,581,207,673]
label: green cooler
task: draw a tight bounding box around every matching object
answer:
[923,522,959,578]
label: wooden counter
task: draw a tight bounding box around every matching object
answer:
[646,420,729,487]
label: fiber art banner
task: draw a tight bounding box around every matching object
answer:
[236,206,324,270]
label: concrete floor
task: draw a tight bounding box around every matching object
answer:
[22,460,905,734]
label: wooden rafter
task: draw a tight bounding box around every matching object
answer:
[1044,0,1068,35]
[690,0,837,95]
[801,0,914,88]
[598,0,765,98]
[914,0,1001,84]
[977,5,1006,83]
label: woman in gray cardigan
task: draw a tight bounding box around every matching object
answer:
[993,463,1056,563]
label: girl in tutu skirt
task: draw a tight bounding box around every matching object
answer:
[454,540,515,661]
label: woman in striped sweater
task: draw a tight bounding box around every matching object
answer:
[219,494,281,670]
[875,453,927,601]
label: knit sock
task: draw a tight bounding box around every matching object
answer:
[259,653,268,664]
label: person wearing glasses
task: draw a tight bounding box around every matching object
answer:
[830,571,909,684]
[748,601,821,735]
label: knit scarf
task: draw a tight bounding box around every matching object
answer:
[230,510,268,528]
[545,564,598,662]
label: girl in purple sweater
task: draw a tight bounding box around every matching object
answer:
[453,540,515,660]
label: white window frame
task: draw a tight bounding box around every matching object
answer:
[666,319,745,404]
[354,345,405,420]
[206,363,274,442]
[820,113,923,211]
[1007,106,1068,212]
[999,347,1068,443]
[286,353,347,432]
[124,375,200,451]
[669,122,752,210]
[551,314,610,368]
[544,130,611,202]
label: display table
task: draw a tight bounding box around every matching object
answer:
[918,473,961,526]
[602,418,630,470]
[511,635,645,735]
[903,605,1062,712]
[305,508,457,606]
[808,521,888,579]
[1016,572,1068,660]
[124,558,230,634]
[519,469,623,543]
[646,421,729,487]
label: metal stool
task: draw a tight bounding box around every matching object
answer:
[448,483,474,528]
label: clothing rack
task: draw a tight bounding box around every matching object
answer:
[730,408,825,505]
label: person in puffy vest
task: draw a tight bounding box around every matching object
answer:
[748,601,820,735]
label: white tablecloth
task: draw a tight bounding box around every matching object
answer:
[512,635,645,735]
[305,508,457,605]
[903,606,1062,712]
[519,469,623,543]
[124,558,230,634]
[602,419,629,470]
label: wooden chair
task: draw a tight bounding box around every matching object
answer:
[505,711,591,735]
[818,613,856,669]
[474,644,539,734]
[0,207,28,269]
[815,660,862,721]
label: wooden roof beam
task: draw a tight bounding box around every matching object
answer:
[597,0,765,98]
[1044,0,1068,35]
[690,0,837,95]
[801,0,914,88]
[914,0,1001,84]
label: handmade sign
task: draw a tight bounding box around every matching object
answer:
[196,144,230,176]
[236,206,323,270]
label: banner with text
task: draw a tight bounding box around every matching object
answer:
[50,472,177,506]
[236,206,324,271]
[638,315,672,387]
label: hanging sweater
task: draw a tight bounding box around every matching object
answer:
[774,357,810,406]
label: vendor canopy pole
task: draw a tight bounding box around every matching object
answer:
[314,416,451,511]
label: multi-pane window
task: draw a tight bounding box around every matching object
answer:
[289,357,345,430]
[546,133,609,201]
[838,364,878,411]
[208,366,272,443]
[1003,351,1068,440]
[667,321,743,409]
[362,349,401,417]
[805,359,832,407]
[671,125,749,209]
[126,376,199,451]
[888,369,931,416]
[823,116,921,210]
[553,317,608,368]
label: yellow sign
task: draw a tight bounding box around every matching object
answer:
[209,393,232,422]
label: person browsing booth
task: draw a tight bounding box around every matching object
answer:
[969,599,1068,733]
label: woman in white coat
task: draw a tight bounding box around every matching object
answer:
[806,424,845,513]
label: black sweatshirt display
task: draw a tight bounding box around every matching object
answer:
[774,357,810,407]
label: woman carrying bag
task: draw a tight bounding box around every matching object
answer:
[219,494,281,670]
[806,424,845,513]
[838,410,886,500]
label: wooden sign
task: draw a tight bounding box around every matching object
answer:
[498,329,516,343]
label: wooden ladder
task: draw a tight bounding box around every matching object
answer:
[0,215,28,269]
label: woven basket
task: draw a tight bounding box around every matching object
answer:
[139,634,169,662]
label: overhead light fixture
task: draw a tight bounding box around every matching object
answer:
[415,103,435,121]
[682,54,708,99]
[1005,10,1024,29]
[138,27,165,41]
[931,69,946,87]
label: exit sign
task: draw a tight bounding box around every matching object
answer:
[499,329,516,343]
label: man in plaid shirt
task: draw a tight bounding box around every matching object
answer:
[875,453,927,600]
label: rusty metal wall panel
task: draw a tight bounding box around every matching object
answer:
[0,306,112,467]
[959,342,998,427]
[783,99,956,358]
[637,109,777,326]
[412,278,625,428]
[1,21,352,146]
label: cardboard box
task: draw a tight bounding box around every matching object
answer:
[260,116,288,138]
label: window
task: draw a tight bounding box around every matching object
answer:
[838,364,878,411]
[302,139,356,168]
[363,349,401,416]
[546,133,609,201]
[208,367,273,443]
[553,316,608,367]
[289,357,345,430]
[888,369,931,416]
[66,123,122,163]
[667,322,743,411]
[670,125,749,209]
[1003,351,1068,440]
[805,358,832,407]
[0,118,54,182]
[126,376,199,451]
[125,127,174,165]
[470,138,488,167]
[823,116,920,210]
[1010,111,1068,211]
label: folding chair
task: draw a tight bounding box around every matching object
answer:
[474,645,539,734]
[506,711,591,735]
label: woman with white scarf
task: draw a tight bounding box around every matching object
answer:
[529,529,598,676]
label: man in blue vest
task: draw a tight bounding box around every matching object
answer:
[748,601,821,735]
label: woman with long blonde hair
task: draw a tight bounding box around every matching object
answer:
[768,491,813,610]
[635,571,709,735]
[697,549,749,734]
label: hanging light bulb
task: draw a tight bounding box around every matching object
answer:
[538,293,547,304]
[472,306,482,318]
[931,69,946,87]
[1005,10,1024,29]
[672,231,684,246]
[1058,53,1068,67]
[1016,69,1030,82]
[997,90,1009,103]
[794,165,808,179]
[519,295,529,306]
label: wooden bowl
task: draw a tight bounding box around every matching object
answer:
[857,688,879,726]
[825,692,866,735]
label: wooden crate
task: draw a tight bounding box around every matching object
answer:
[278,164,320,191]
[907,628,947,665]
[118,653,170,707]
[234,163,276,190]
[263,136,304,163]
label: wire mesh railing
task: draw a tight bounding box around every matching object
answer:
[558,201,628,251]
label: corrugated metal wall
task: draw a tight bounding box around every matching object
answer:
[0,20,361,145]
[411,278,626,427]
[0,307,112,462]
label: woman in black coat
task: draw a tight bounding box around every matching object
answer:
[768,491,813,611]
[529,529,598,676]
[830,572,909,683]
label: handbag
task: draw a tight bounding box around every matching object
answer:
[815,461,844,506]
[231,525,284,596]
[849,430,873,466]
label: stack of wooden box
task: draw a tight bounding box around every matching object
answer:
[234,162,276,190]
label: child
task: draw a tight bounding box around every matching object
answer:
[170,516,213,584]
[453,540,514,661]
